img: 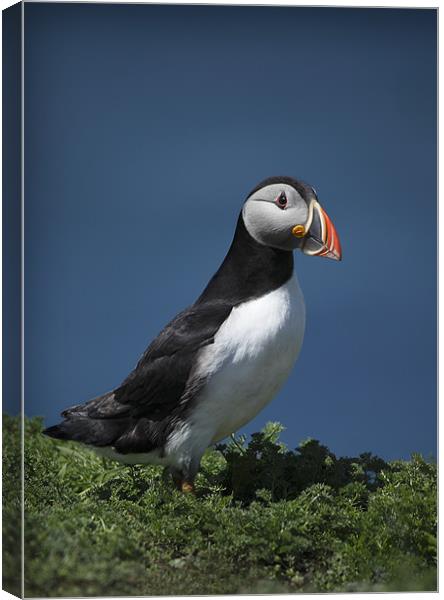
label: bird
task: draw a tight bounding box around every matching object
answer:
[44,176,342,494]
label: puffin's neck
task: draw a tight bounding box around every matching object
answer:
[196,212,294,306]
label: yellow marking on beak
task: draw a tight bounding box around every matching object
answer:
[292,224,307,238]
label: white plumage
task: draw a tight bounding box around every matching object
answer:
[164,272,306,471]
[97,273,305,471]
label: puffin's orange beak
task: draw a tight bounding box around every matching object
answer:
[296,201,342,261]
[315,205,342,261]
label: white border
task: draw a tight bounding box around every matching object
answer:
[5,0,442,7]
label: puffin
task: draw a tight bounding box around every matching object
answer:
[44,176,342,493]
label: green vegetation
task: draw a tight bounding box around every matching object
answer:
[3,415,437,596]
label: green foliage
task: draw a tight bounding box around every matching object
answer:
[2,414,22,596]
[3,414,437,597]
[214,423,388,503]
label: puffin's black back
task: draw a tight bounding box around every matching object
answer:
[43,213,294,454]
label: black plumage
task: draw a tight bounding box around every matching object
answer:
[247,175,316,202]
[43,210,295,454]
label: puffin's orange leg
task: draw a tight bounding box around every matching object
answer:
[171,470,195,494]
[180,480,195,494]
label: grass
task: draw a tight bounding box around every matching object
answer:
[2,414,437,596]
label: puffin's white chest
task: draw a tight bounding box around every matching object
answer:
[190,274,306,443]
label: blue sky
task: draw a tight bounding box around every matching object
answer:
[19,4,437,460]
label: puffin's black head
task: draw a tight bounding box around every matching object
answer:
[242,176,342,261]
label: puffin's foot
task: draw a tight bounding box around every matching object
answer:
[180,480,195,494]
[170,469,195,494]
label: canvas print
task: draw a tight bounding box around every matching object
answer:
[3,2,437,597]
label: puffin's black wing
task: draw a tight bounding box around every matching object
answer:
[115,301,232,415]
[43,300,232,453]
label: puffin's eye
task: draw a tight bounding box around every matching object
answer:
[276,192,287,209]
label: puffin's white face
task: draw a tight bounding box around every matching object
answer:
[243,178,342,260]
[243,183,309,251]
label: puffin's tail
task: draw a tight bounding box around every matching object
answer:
[42,392,131,447]
[42,417,128,446]
[43,423,71,441]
